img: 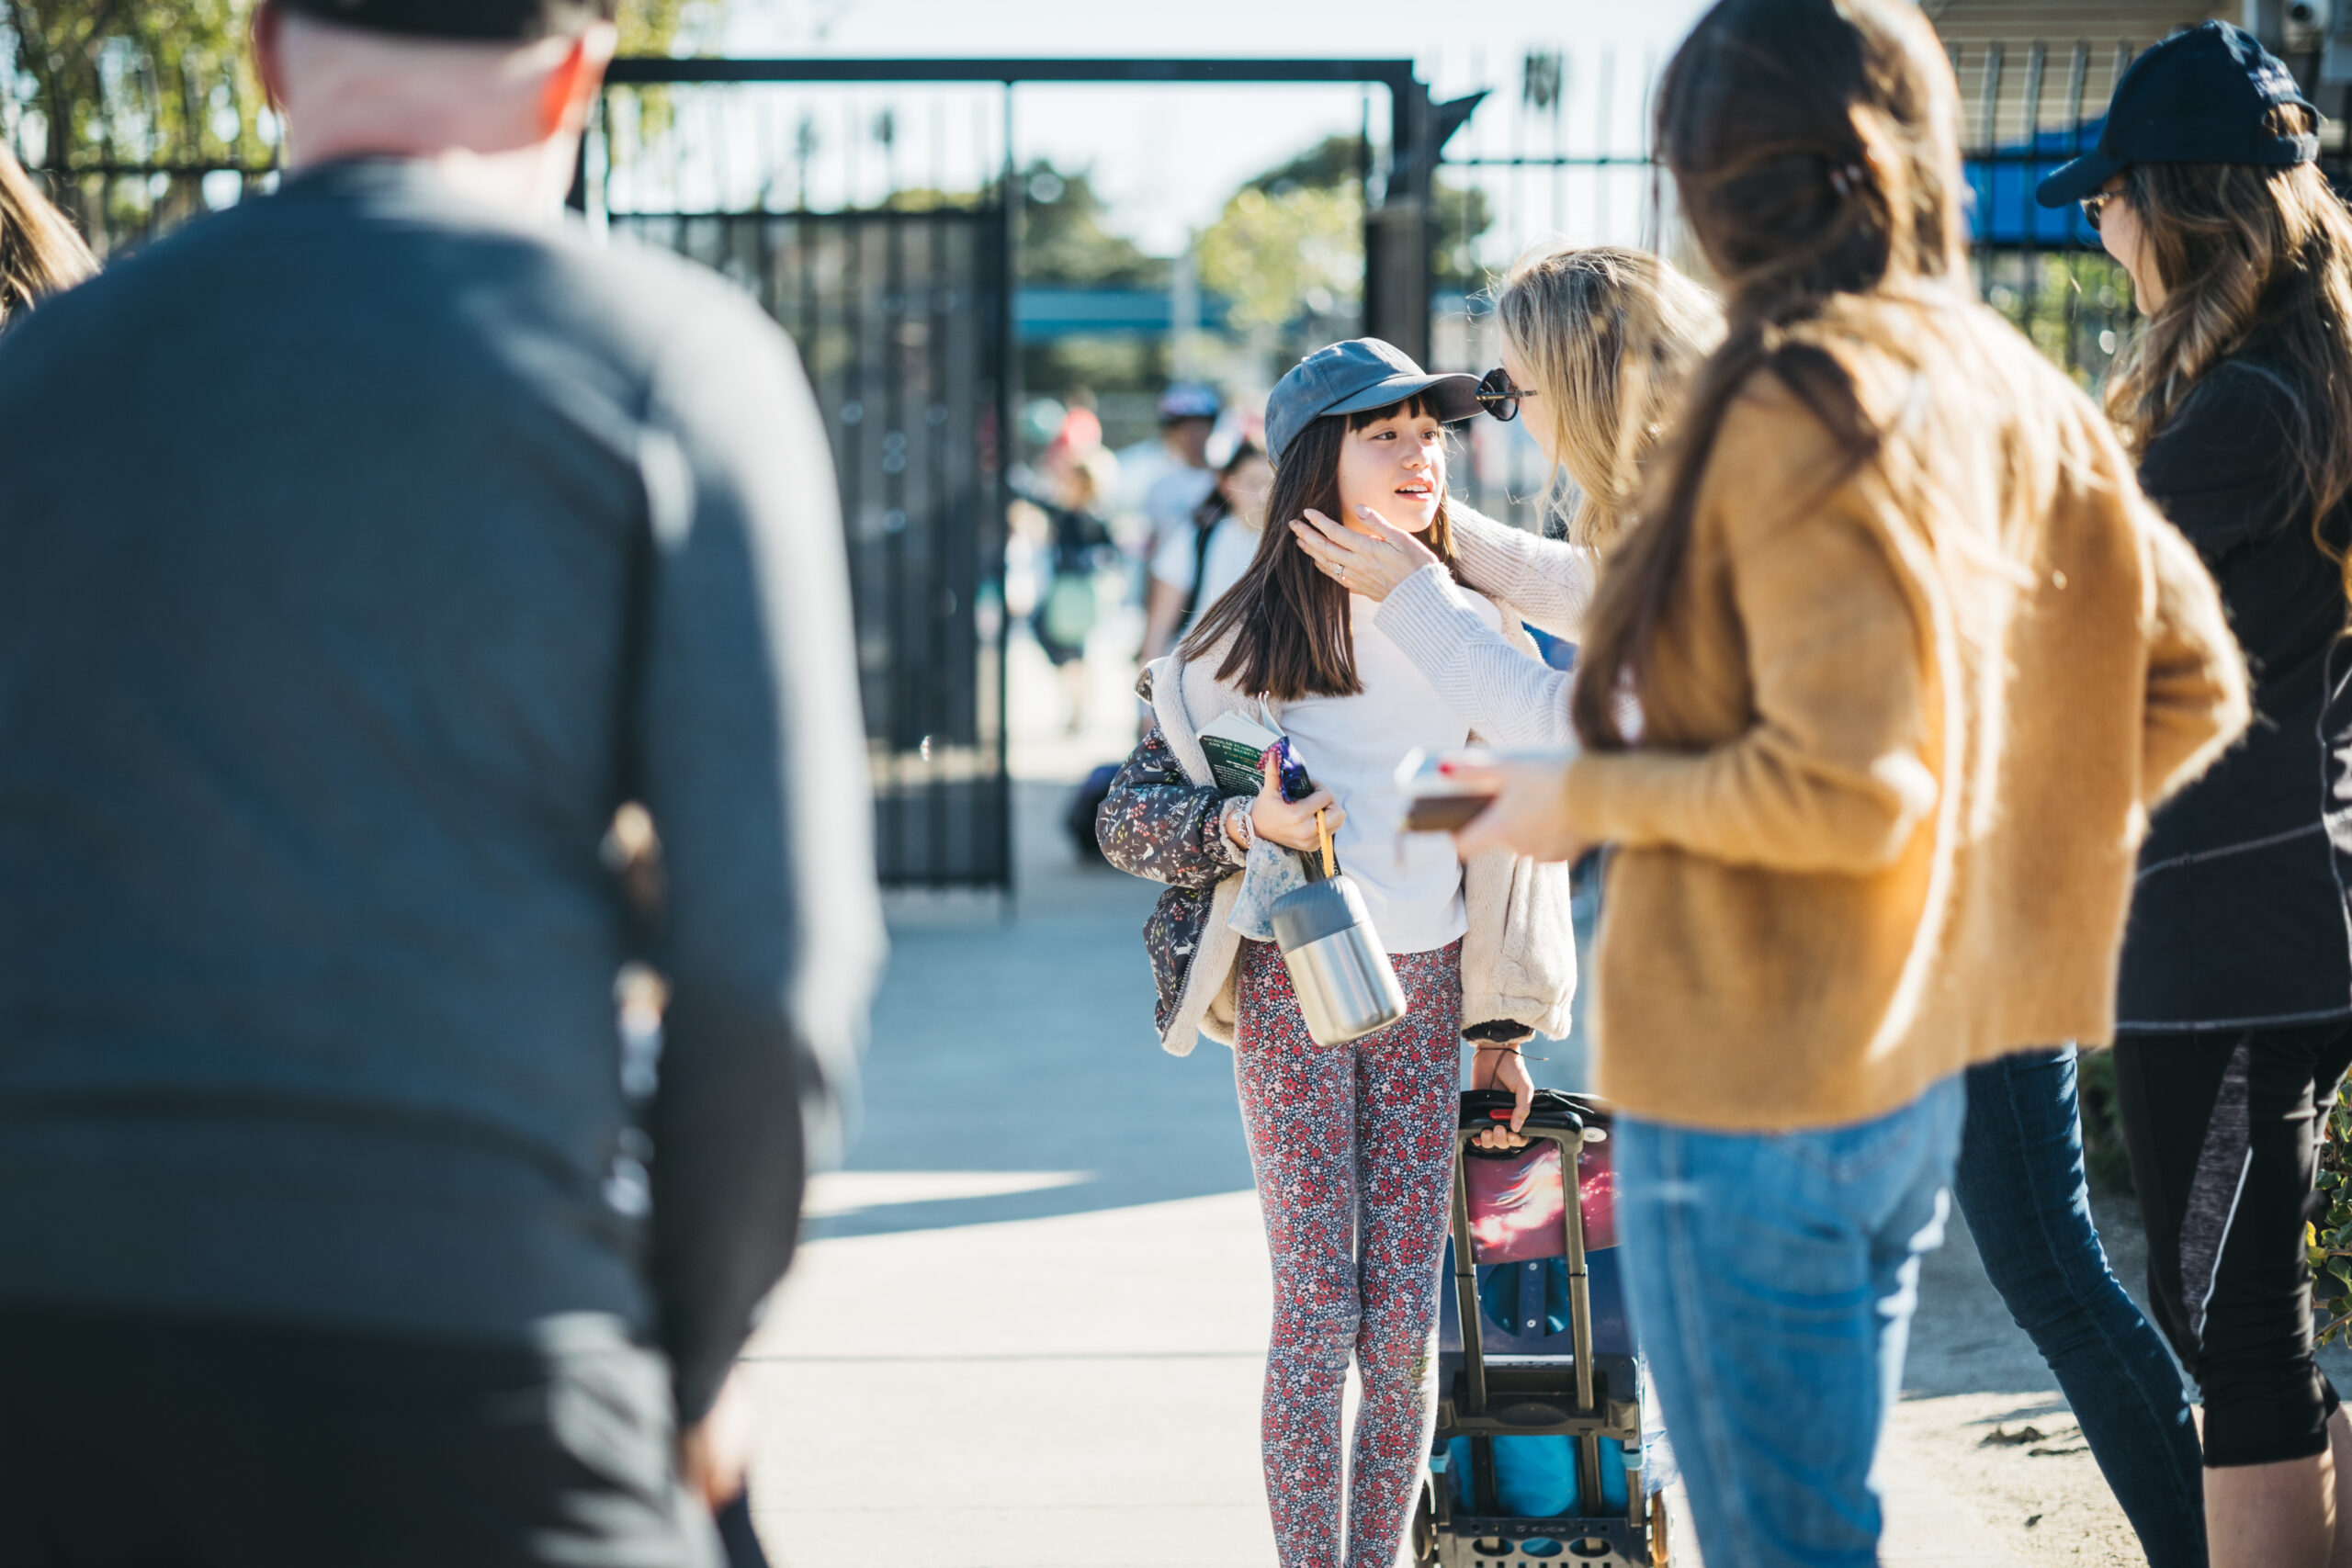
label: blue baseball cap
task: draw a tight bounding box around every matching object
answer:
[2036,21,2318,208]
[1262,339,1480,466]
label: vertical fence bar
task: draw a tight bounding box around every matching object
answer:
[2019,43,2045,355]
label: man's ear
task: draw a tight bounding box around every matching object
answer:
[251,1,290,111]
[537,20,619,140]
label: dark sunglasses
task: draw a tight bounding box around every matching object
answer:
[1474,367,1541,423]
[2079,192,2116,233]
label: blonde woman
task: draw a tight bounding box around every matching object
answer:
[1442,0,2249,1560]
[0,146,94,324]
[2036,23,2352,1567]
[1287,243,1721,756]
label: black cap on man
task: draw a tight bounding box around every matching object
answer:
[274,0,615,40]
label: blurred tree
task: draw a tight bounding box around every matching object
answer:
[1199,130,1496,337]
[2,1,712,174]
[1018,158,1163,289]
[3,0,261,174]
[1016,158,1170,425]
[1199,182,1362,334]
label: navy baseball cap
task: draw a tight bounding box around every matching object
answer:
[1262,339,1480,466]
[277,0,615,39]
[2036,21,2318,208]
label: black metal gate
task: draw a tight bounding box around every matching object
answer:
[612,206,1012,887]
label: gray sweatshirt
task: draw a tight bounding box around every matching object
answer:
[0,159,883,1421]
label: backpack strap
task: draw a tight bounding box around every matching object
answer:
[1179,510,1219,627]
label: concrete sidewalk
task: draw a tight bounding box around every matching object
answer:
[736,763,2134,1566]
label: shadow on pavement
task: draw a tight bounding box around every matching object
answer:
[809,777,1259,1240]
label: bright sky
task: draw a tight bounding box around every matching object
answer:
[716,0,1713,254]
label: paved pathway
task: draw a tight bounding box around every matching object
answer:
[737,703,2104,1564]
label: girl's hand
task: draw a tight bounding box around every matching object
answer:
[1470,1044,1535,1150]
[1287,505,1441,602]
[1250,752,1340,853]
[1447,756,1591,863]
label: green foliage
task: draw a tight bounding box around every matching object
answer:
[1199,180,1362,333]
[2075,1047,2136,1199]
[1019,159,1164,289]
[3,1,712,172]
[1016,158,1170,411]
[1979,249,2138,395]
[1244,133,1366,199]
[4,0,266,171]
[2312,1084,2352,1347]
[1430,177,1495,292]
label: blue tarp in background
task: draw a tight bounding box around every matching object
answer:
[1965,118,2105,247]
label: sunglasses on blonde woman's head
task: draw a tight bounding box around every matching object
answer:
[1475,367,1541,423]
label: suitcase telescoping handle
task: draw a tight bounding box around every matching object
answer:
[1450,1090,1607,1510]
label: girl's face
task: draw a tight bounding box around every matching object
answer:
[1499,339,1556,466]
[1221,456,1275,525]
[1335,408,1446,533]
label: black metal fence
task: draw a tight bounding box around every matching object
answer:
[6,35,2285,885]
[617,206,1012,887]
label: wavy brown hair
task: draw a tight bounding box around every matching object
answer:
[1179,395,1460,700]
[2105,107,2352,604]
[0,147,93,325]
[1570,0,2048,747]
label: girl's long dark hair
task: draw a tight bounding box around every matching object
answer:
[1179,397,1458,700]
[1570,0,1984,747]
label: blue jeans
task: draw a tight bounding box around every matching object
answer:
[1614,1077,1965,1568]
[1955,1046,2205,1565]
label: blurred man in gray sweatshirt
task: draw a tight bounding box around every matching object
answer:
[0,3,882,1562]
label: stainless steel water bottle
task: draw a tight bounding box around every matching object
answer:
[1269,809,1408,1046]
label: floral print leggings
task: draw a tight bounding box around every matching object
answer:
[1234,936,1463,1568]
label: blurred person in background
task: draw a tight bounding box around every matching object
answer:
[0,3,881,1564]
[0,144,94,323]
[1137,438,1272,668]
[1116,379,1222,561]
[1445,1,2249,1561]
[1030,436,1120,736]
[2038,24,2352,1566]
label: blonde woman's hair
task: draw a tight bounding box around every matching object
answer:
[1495,243,1724,548]
[2106,104,2352,607]
[0,147,94,325]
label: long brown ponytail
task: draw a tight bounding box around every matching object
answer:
[1571,0,1988,748]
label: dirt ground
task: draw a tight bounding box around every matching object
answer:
[1890,1187,2352,1566]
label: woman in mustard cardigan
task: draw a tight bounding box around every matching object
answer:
[1449,0,2249,1562]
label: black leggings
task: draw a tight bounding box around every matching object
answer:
[2113,1021,2352,1468]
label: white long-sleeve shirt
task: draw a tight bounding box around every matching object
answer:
[1373,508,1600,751]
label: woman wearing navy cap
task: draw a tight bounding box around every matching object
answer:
[2038,21,2352,1565]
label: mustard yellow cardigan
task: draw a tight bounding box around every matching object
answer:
[1570,311,2249,1131]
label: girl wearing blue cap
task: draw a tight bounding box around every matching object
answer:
[2040,21,2352,1566]
[1093,341,1578,1568]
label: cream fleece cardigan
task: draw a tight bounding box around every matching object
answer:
[1144,618,1580,1057]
